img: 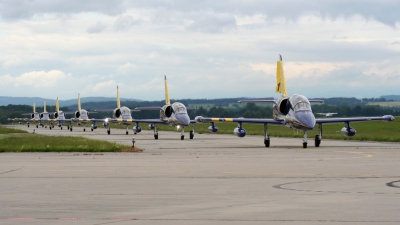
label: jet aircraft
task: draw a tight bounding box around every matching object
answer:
[133,76,196,140]
[98,86,140,135]
[19,101,52,128]
[8,102,38,126]
[194,55,395,148]
[50,97,73,130]
[69,93,101,132]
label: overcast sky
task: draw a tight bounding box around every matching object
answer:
[0,0,399,101]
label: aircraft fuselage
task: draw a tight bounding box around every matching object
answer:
[273,94,316,131]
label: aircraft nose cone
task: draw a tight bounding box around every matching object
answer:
[295,111,316,129]
[176,113,190,126]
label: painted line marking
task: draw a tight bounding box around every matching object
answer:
[59,217,84,220]
[9,217,35,220]
[109,217,136,220]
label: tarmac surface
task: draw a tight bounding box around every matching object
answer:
[1,124,400,224]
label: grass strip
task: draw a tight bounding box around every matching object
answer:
[0,126,130,152]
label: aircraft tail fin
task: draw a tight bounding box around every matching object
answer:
[164,75,171,105]
[78,93,82,111]
[33,102,36,113]
[56,97,59,112]
[44,101,47,112]
[117,86,121,108]
[276,54,288,97]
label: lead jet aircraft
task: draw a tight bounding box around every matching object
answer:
[133,76,196,140]
[97,86,140,135]
[194,55,395,148]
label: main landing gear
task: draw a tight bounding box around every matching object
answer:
[190,124,195,139]
[302,131,308,148]
[263,124,270,147]
[315,123,322,147]
[181,127,185,140]
[125,126,129,135]
[154,124,158,140]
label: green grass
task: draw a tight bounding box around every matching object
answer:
[0,126,29,134]
[0,126,130,152]
[367,102,400,107]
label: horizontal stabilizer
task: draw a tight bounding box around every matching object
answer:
[238,97,275,103]
[308,99,324,103]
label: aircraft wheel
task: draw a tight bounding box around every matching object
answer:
[61,127,63,130]
[181,135,184,140]
[154,134,158,140]
[264,138,270,147]
[315,135,321,147]
[49,126,52,130]
[303,143,307,148]
[28,124,30,128]
[36,125,38,128]
[189,131,194,139]
[107,130,110,135]
[91,128,93,131]
[83,128,86,132]
[126,131,128,135]
[70,127,73,132]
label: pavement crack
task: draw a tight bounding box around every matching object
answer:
[0,167,23,175]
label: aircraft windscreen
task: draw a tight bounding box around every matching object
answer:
[120,107,131,115]
[172,102,187,114]
[290,95,311,112]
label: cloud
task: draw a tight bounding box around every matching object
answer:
[186,13,237,33]
[0,0,126,21]
[91,80,117,93]
[116,63,137,75]
[113,15,140,31]
[86,21,107,33]
[0,70,70,88]
[1,1,400,100]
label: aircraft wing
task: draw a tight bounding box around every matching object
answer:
[237,98,275,103]
[316,115,394,124]
[134,106,161,110]
[8,118,29,122]
[195,116,285,125]
[72,118,106,123]
[308,99,324,103]
[106,118,169,124]
[95,108,141,112]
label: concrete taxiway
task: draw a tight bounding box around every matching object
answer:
[1,124,400,224]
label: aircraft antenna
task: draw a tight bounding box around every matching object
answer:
[56,97,59,112]
[164,75,171,105]
[78,93,82,111]
[117,86,121,108]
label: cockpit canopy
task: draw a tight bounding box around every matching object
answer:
[81,110,88,117]
[120,106,131,115]
[171,102,187,114]
[289,94,312,112]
